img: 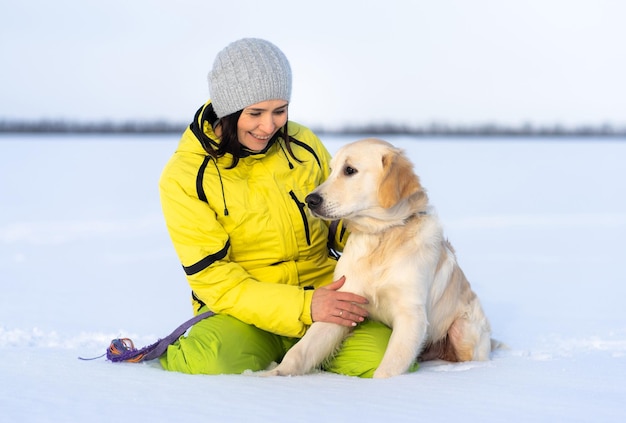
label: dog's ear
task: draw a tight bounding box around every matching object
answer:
[378,150,422,208]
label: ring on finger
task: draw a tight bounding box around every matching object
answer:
[339,310,343,317]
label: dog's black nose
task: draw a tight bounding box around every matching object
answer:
[305,193,323,209]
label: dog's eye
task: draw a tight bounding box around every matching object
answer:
[344,166,357,176]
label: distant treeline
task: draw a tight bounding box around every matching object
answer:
[1,120,625,137]
[0,120,185,135]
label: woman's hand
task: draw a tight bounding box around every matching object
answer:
[311,276,369,327]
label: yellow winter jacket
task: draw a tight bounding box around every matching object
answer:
[159,102,344,338]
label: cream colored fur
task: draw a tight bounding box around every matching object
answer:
[266,138,492,378]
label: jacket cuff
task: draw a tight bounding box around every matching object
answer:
[299,289,315,326]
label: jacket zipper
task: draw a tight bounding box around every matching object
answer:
[289,190,311,246]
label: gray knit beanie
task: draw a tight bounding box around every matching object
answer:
[208,38,292,118]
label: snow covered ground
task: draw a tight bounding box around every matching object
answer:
[1,134,625,422]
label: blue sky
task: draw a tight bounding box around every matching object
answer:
[1,0,624,128]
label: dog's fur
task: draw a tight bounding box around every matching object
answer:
[267,138,492,378]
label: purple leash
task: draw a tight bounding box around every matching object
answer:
[80,310,215,362]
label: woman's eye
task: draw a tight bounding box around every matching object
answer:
[344,166,357,175]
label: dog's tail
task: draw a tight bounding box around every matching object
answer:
[490,338,509,351]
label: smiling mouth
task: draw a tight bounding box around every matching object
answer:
[250,132,271,140]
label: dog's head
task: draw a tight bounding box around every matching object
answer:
[306,138,426,228]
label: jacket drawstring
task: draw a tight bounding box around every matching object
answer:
[196,155,229,217]
[190,103,229,217]
[277,140,294,169]
[210,156,229,216]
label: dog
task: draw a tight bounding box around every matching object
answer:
[266,138,493,378]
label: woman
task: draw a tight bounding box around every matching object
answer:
[158,38,411,377]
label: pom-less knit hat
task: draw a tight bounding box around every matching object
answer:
[208,38,292,118]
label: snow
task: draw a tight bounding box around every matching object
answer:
[1,134,625,422]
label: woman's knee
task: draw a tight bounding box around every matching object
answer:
[159,314,285,375]
[323,320,418,378]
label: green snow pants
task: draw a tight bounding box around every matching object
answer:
[159,310,419,378]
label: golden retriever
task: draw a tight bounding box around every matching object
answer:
[267,138,493,378]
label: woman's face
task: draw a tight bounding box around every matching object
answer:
[237,100,289,152]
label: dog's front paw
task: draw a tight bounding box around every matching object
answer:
[273,363,304,376]
[256,368,280,377]
[373,365,405,379]
[372,369,392,379]
[258,365,300,377]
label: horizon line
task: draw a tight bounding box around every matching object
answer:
[1,119,625,137]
